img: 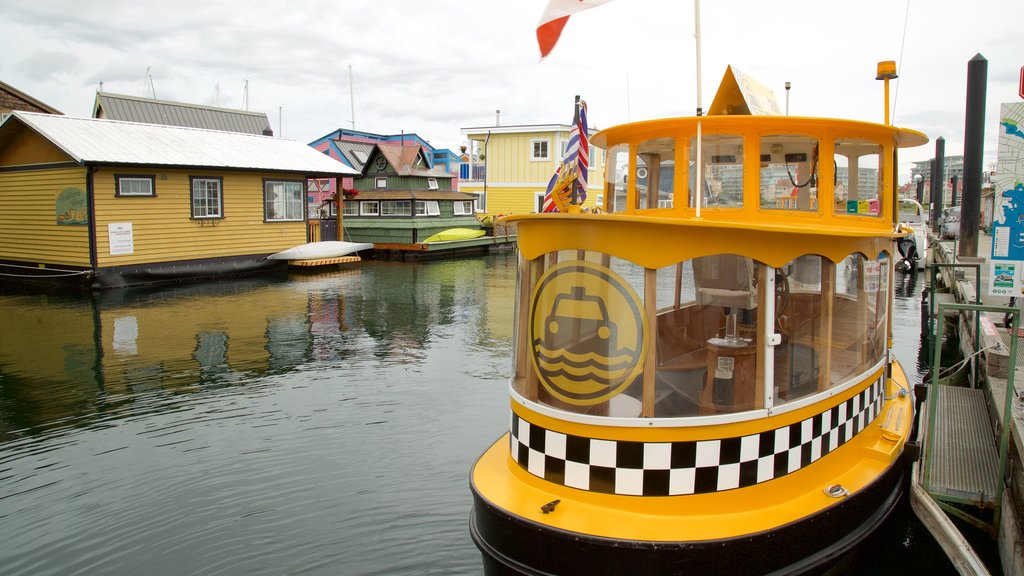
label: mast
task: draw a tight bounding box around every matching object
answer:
[349,64,356,130]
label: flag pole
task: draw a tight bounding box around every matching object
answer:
[694,0,703,218]
[571,95,581,207]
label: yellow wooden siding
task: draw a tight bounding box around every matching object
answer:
[92,168,308,267]
[0,167,91,266]
[460,183,604,216]
[0,127,74,167]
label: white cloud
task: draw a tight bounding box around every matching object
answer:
[0,0,1018,180]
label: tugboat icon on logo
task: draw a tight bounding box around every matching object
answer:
[530,261,647,407]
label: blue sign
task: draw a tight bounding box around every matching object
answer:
[992,183,1024,261]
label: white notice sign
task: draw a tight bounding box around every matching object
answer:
[108,222,134,255]
[990,261,1021,297]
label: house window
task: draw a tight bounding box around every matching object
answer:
[190,176,223,219]
[115,175,155,197]
[472,191,486,212]
[453,200,474,215]
[342,201,358,216]
[381,200,411,216]
[415,200,440,216]
[360,201,380,216]
[264,180,305,222]
[376,177,388,189]
[427,177,439,190]
[531,139,550,161]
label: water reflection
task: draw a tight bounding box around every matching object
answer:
[0,255,517,576]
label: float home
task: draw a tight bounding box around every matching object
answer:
[0,112,357,288]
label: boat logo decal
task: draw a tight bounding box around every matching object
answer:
[529,260,647,406]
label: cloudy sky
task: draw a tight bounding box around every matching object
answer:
[1,0,1019,180]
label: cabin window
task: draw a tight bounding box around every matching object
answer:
[635,138,675,210]
[426,177,439,190]
[190,176,223,219]
[453,200,474,215]
[834,139,882,216]
[115,175,155,197]
[415,200,440,216]
[381,200,411,216]
[360,201,380,216]
[605,145,629,213]
[263,180,305,222]
[759,135,819,212]
[512,250,767,419]
[342,201,358,216]
[691,135,743,208]
[830,253,889,385]
[531,139,550,161]
[375,177,388,189]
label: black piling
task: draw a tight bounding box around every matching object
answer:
[931,139,945,234]
[959,53,987,258]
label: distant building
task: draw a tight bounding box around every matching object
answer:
[0,80,62,123]
[307,129,462,215]
[340,142,479,245]
[93,92,273,136]
[0,112,355,288]
[459,123,604,215]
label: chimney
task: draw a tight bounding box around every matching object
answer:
[495,109,501,127]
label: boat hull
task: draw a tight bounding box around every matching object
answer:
[267,241,373,261]
[470,447,908,576]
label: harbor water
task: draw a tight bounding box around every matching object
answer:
[0,253,958,575]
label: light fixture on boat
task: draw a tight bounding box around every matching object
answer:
[824,484,850,498]
[876,60,898,125]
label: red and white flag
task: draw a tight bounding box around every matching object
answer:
[536,0,615,59]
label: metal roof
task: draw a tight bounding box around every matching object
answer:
[8,112,359,176]
[94,92,272,135]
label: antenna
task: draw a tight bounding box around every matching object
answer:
[242,79,249,111]
[145,66,156,99]
[349,64,356,130]
[215,83,221,106]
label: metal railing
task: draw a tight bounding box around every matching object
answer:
[932,301,1019,532]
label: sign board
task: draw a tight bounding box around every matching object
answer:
[108,222,134,255]
[990,261,1021,297]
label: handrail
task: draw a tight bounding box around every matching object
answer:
[928,262,982,370]
[932,301,1019,532]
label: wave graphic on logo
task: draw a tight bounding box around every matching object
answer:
[534,341,639,398]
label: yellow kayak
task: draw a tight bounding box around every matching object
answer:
[422,228,486,243]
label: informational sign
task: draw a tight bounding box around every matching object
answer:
[864,261,881,293]
[108,222,134,255]
[990,261,1021,297]
[992,103,1024,261]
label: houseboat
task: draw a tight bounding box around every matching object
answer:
[0,112,357,288]
[469,64,927,574]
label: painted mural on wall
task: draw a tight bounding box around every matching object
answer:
[55,187,88,226]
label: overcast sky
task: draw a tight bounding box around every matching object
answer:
[1,0,1019,180]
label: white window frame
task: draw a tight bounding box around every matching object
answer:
[342,201,358,216]
[381,200,411,216]
[453,200,474,215]
[190,176,223,219]
[116,175,155,197]
[426,177,439,190]
[360,201,380,216]
[375,177,388,189]
[263,179,305,222]
[415,200,440,216]
[534,191,546,213]
[531,138,550,161]
[473,191,487,212]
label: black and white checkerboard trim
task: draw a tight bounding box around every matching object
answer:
[510,377,884,496]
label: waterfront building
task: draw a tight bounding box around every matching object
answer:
[339,142,480,245]
[0,112,356,288]
[0,80,62,123]
[459,122,605,215]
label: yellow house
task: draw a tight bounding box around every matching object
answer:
[459,123,605,215]
[0,112,357,288]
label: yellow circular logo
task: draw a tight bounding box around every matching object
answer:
[529,260,647,405]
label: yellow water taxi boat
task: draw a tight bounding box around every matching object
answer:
[470,64,928,575]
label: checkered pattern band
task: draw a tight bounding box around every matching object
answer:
[510,378,884,496]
